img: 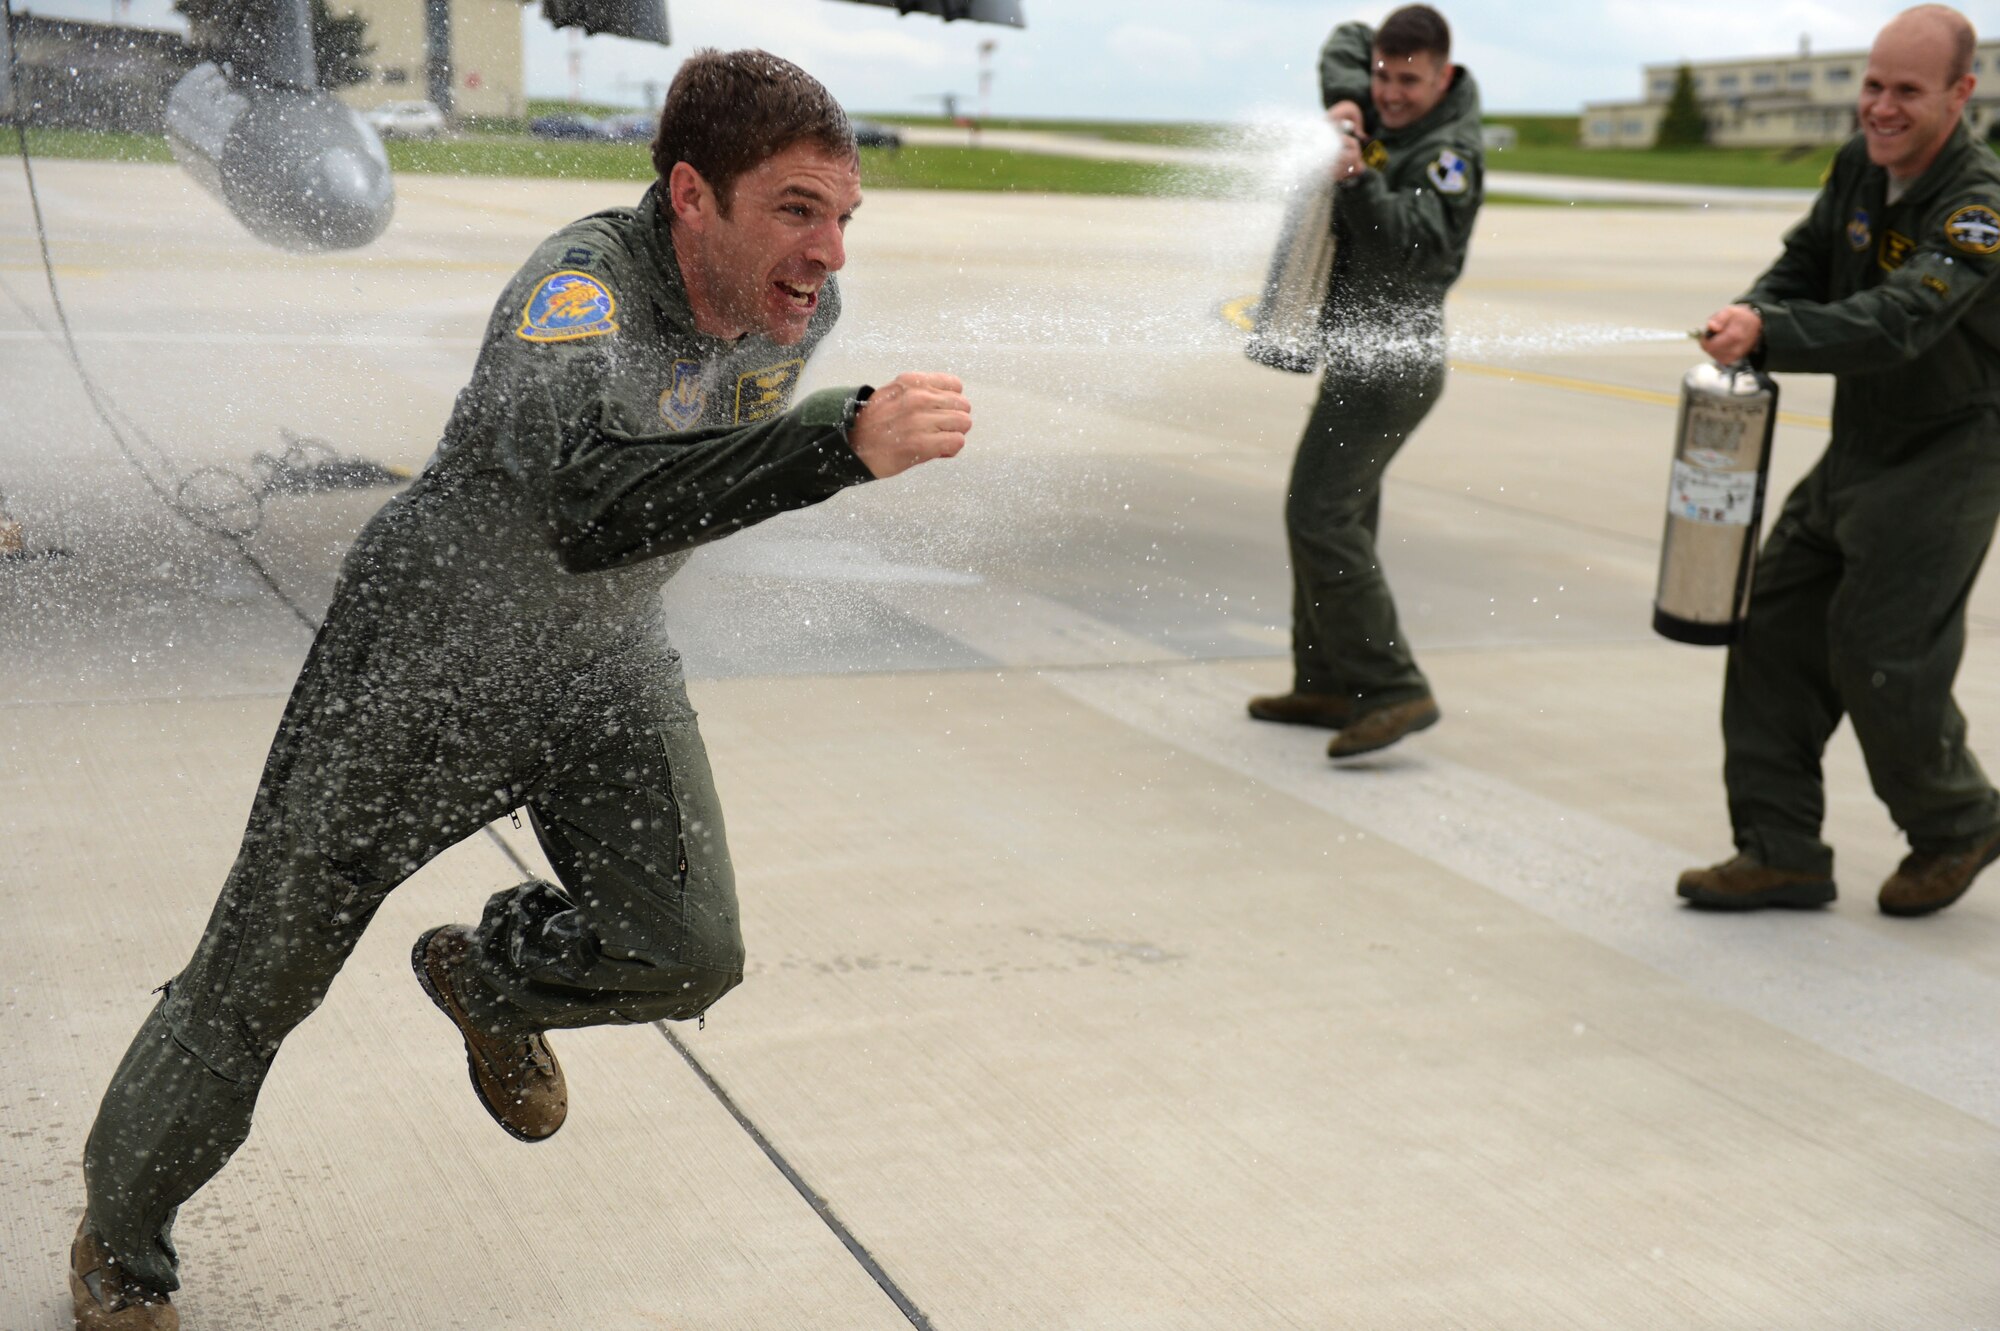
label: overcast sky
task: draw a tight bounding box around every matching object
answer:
[25,0,1973,116]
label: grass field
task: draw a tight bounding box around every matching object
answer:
[15,120,1843,194]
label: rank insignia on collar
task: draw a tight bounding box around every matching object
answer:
[1846,209,1871,251]
[1426,148,1469,195]
[734,359,804,423]
[516,271,618,343]
[659,359,706,429]
[1878,229,1915,272]
[1945,204,2000,255]
[1363,139,1389,171]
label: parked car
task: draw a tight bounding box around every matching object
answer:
[852,118,903,150]
[598,113,656,143]
[363,100,446,140]
[529,114,605,141]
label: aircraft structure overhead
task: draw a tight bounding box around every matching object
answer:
[133,0,1025,251]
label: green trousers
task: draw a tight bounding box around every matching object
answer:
[1724,419,2000,875]
[81,609,743,1292]
[1286,356,1446,709]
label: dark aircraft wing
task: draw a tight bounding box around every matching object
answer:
[828,0,1025,24]
[535,0,1024,45]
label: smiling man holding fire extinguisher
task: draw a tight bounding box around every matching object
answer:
[1681,4,2000,916]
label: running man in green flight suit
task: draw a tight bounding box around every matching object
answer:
[69,49,972,1330]
[1681,5,2000,916]
[1246,4,1485,759]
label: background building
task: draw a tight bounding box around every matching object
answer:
[1583,39,2000,148]
[335,0,524,121]
[4,12,199,132]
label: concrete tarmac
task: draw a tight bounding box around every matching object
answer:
[3,160,1997,1328]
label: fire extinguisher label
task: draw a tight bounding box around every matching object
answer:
[1669,460,1758,526]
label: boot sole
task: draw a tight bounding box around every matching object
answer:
[1678,879,1837,910]
[1247,704,1350,730]
[412,927,561,1143]
[1327,705,1440,760]
[1879,835,2000,918]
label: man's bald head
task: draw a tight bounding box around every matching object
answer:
[1880,4,1977,83]
[1861,5,1978,181]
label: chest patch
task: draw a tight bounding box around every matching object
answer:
[1878,229,1915,272]
[735,359,804,423]
[1362,139,1389,171]
[1945,204,2000,255]
[517,271,617,343]
[1425,149,1470,195]
[659,359,707,430]
[1846,209,1871,251]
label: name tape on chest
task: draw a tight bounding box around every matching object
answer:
[516,270,618,343]
[1426,148,1470,195]
[734,359,804,423]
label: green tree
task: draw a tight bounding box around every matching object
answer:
[173,0,374,89]
[1655,64,1708,148]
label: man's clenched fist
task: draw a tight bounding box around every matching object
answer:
[849,372,972,479]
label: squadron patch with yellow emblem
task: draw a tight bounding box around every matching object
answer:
[659,359,706,429]
[1846,208,1871,251]
[516,271,617,343]
[1945,204,2000,255]
[1362,139,1389,171]
[734,359,804,423]
[1425,148,1470,195]
[1878,229,1915,272]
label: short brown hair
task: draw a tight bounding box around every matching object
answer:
[1375,5,1451,61]
[650,49,855,212]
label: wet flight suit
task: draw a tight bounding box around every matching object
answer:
[1286,23,1483,712]
[1723,125,2000,876]
[80,184,874,1292]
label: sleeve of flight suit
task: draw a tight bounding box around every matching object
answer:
[474,242,876,575]
[1740,161,1845,307]
[1753,185,2000,376]
[1335,139,1483,287]
[1318,22,1376,112]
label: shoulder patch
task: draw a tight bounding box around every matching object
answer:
[659,359,707,429]
[1426,148,1470,195]
[516,271,618,343]
[1846,208,1871,251]
[734,359,804,423]
[1944,204,2000,256]
[1362,138,1389,171]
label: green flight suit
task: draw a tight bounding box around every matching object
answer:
[1724,126,2000,875]
[81,185,877,1291]
[1286,23,1483,710]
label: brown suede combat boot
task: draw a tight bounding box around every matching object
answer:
[1878,827,2000,918]
[1326,695,1440,759]
[1247,691,1354,729]
[413,925,568,1142]
[1677,855,1836,910]
[70,1223,177,1331]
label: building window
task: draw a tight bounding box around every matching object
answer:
[1826,66,1852,82]
[1623,119,1644,136]
[383,67,408,84]
[1789,68,1812,85]
[1592,119,1610,137]
[1718,74,1741,89]
[1650,78,1672,97]
[1753,72,1776,87]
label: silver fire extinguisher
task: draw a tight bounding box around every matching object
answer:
[1243,126,1350,374]
[1653,360,1779,644]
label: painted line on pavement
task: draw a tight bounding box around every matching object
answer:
[1045,660,2000,1129]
